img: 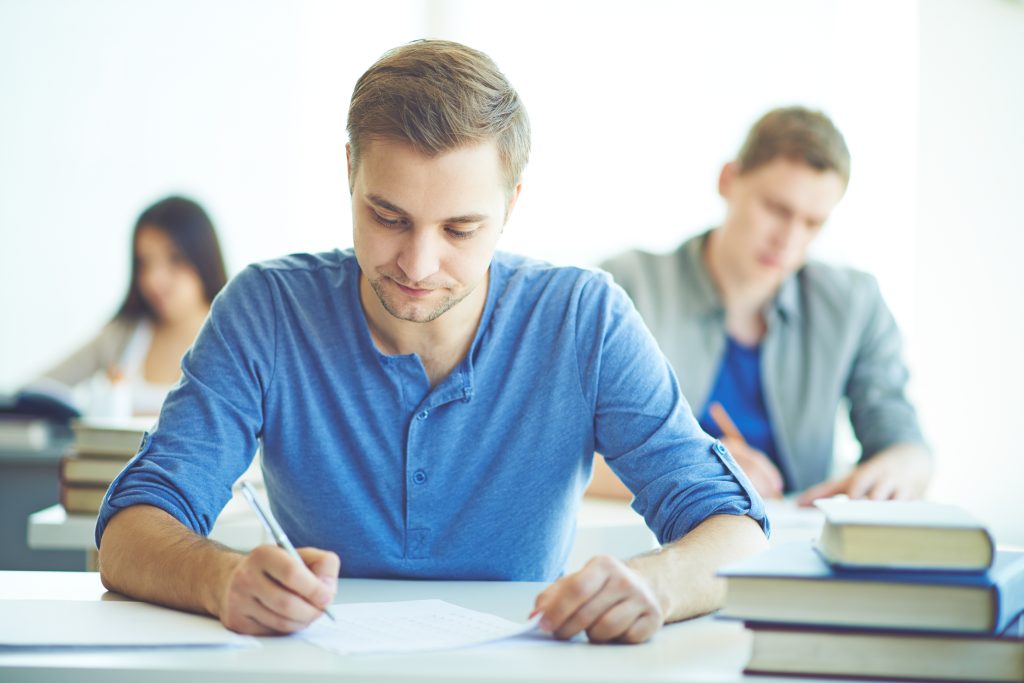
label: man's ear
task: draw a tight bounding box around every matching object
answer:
[345,143,354,193]
[503,181,524,228]
[718,161,739,199]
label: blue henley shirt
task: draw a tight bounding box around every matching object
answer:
[95,250,767,580]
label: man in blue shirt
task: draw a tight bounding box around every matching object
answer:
[97,40,768,644]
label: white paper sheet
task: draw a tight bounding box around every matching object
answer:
[0,600,258,648]
[298,599,542,655]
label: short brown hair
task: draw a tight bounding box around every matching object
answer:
[736,107,851,184]
[346,40,530,195]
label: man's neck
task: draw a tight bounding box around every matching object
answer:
[704,230,778,345]
[359,271,489,387]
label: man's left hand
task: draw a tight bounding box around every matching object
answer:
[797,444,932,506]
[531,555,664,644]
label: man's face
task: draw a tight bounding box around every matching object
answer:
[718,157,847,285]
[349,138,518,324]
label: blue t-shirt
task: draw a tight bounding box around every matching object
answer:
[96,250,767,580]
[698,337,784,487]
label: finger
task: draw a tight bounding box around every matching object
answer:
[297,547,341,590]
[891,483,913,501]
[747,469,780,500]
[721,438,783,495]
[235,616,280,636]
[252,545,334,612]
[847,467,882,499]
[620,610,660,644]
[248,593,315,634]
[534,560,612,634]
[864,476,898,501]
[710,403,745,443]
[735,450,783,497]
[749,456,784,496]
[796,477,847,506]
[552,571,638,640]
[586,598,647,643]
[254,564,327,625]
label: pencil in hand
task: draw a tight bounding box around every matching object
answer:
[709,402,745,443]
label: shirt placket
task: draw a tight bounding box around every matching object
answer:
[402,367,473,561]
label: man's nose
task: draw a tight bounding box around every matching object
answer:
[772,216,802,249]
[396,229,442,285]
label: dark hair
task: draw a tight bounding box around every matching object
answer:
[737,106,851,185]
[347,39,530,195]
[114,196,228,321]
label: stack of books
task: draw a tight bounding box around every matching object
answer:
[719,500,1024,682]
[59,417,153,514]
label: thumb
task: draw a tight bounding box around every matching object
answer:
[796,477,847,507]
[297,547,341,582]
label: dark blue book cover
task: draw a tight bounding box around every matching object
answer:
[719,542,1024,633]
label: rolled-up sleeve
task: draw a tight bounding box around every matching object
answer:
[574,272,769,544]
[94,265,277,548]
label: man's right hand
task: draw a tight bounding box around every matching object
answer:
[708,402,784,500]
[719,436,784,500]
[217,545,340,635]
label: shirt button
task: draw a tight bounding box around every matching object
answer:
[714,442,728,455]
[417,410,429,421]
[412,470,427,484]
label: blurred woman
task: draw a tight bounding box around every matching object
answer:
[37,196,227,416]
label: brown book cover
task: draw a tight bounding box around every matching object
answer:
[70,417,153,457]
[60,453,128,485]
[60,484,109,514]
[744,618,1024,682]
[815,499,995,571]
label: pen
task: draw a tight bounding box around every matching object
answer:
[709,401,746,444]
[239,481,336,622]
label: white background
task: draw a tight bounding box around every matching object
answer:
[1,0,1021,543]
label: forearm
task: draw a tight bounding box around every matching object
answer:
[98,505,242,617]
[627,513,768,623]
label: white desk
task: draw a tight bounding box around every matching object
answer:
[0,570,856,683]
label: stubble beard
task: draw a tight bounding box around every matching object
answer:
[368,274,469,324]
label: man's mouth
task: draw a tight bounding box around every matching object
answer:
[394,281,434,298]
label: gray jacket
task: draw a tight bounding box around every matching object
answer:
[601,231,927,492]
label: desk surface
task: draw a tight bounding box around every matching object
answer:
[0,570,867,683]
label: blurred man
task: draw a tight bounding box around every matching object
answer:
[593,107,931,504]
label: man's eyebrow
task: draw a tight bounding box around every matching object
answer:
[366,194,489,224]
[444,213,489,224]
[366,194,409,216]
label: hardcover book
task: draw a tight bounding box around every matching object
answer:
[718,542,1024,634]
[815,498,994,571]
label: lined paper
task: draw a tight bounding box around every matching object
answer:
[298,599,542,655]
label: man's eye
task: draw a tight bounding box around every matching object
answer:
[446,228,476,240]
[373,212,402,227]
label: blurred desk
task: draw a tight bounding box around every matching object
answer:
[763,498,825,546]
[28,497,820,572]
[0,431,85,571]
[29,497,660,573]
